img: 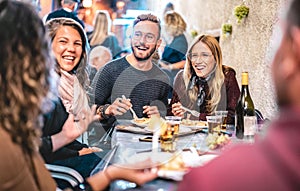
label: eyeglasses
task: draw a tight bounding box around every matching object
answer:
[188,52,213,62]
[132,31,156,43]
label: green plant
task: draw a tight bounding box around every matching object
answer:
[234,4,249,24]
[190,29,198,38]
[222,23,232,36]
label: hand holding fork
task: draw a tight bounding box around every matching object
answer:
[180,105,201,117]
[122,95,138,119]
[172,102,200,117]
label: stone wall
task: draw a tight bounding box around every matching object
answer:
[150,0,288,119]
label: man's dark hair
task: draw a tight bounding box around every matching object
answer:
[287,0,300,28]
[133,13,161,39]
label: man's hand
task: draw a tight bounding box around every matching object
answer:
[106,97,132,116]
[143,105,160,118]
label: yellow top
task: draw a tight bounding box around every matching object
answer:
[241,72,249,85]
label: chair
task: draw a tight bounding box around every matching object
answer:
[255,109,264,124]
[46,164,84,189]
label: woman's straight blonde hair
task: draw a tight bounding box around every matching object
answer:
[89,10,111,46]
[183,34,225,113]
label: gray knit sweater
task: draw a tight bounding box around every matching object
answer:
[89,57,171,121]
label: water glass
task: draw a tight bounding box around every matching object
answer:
[206,115,222,134]
[215,111,228,130]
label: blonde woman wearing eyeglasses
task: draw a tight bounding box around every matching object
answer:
[168,35,240,124]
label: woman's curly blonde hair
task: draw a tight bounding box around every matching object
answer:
[0,0,54,154]
[164,11,187,37]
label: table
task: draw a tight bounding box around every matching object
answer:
[106,120,241,191]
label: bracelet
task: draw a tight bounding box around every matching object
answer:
[96,105,102,117]
[46,136,53,152]
[73,180,93,191]
[103,169,112,182]
[96,104,111,120]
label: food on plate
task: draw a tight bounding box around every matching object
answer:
[134,117,150,124]
[181,119,207,127]
[116,125,126,130]
[158,154,187,171]
[205,132,230,150]
[116,125,147,133]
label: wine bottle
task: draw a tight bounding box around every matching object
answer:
[235,72,256,140]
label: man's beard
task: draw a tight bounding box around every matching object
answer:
[131,45,157,61]
[276,84,291,108]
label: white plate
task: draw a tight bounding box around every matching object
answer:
[144,126,191,133]
[180,124,208,130]
[157,152,218,181]
[181,125,208,130]
[116,125,147,133]
[121,151,218,181]
[130,119,149,127]
[197,154,219,165]
[157,169,188,181]
[180,120,208,130]
[122,152,174,168]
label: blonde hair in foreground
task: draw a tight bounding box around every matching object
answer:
[183,34,224,113]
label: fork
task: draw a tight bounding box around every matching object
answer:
[181,105,200,117]
[122,95,138,119]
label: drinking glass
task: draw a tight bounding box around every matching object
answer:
[165,116,181,135]
[215,111,228,130]
[160,116,181,152]
[206,115,222,134]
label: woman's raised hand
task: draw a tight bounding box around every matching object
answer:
[171,102,185,117]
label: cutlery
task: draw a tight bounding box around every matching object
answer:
[103,143,119,170]
[100,126,114,144]
[136,148,153,154]
[122,95,138,119]
[182,148,218,156]
[181,105,200,117]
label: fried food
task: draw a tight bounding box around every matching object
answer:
[181,119,207,127]
[134,117,150,124]
[158,154,187,171]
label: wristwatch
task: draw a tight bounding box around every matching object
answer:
[96,104,111,120]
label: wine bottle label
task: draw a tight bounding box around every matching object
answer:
[244,116,257,136]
